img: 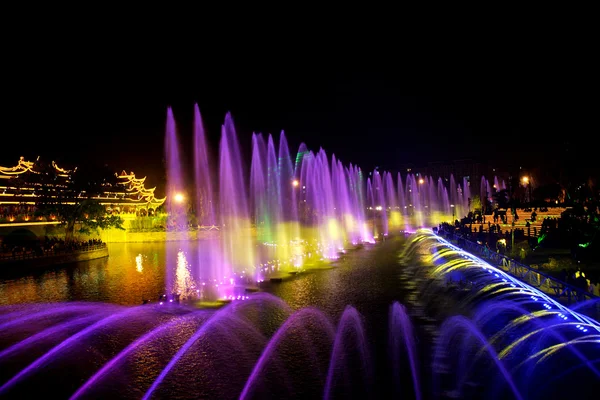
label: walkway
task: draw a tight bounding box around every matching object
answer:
[438,229,598,314]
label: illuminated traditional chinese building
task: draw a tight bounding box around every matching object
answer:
[0,157,165,222]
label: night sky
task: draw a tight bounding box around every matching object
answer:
[1,24,596,194]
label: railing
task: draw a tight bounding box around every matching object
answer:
[438,229,597,305]
[127,225,221,233]
[0,243,107,262]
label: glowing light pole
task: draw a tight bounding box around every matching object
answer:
[174,193,185,204]
[521,176,530,204]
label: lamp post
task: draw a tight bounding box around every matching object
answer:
[521,176,530,204]
[170,192,187,230]
[451,204,455,222]
[174,193,185,204]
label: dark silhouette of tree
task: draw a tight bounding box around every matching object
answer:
[36,199,124,242]
[532,183,562,203]
[493,189,511,209]
[33,162,124,242]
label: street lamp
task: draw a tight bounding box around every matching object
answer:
[292,179,299,187]
[174,193,185,203]
[418,178,425,184]
[521,176,531,203]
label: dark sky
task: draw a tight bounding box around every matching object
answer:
[1,21,596,193]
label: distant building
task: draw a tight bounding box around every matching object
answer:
[0,157,165,223]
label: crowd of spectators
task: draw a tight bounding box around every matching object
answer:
[0,238,105,260]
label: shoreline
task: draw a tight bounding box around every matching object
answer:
[0,245,109,271]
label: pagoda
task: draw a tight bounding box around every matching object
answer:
[0,157,165,222]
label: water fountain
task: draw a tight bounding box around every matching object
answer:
[0,104,592,398]
[164,107,380,300]
[1,229,598,399]
[162,106,530,302]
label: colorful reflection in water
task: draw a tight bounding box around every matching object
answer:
[0,240,323,306]
[135,254,143,273]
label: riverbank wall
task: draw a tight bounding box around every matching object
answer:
[0,245,109,270]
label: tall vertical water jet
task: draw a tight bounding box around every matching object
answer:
[278,132,301,268]
[373,170,388,235]
[427,176,437,222]
[437,177,449,218]
[442,187,451,220]
[294,142,309,176]
[193,104,221,288]
[343,162,358,243]
[449,174,457,212]
[366,178,376,238]
[193,104,215,227]
[298,150,315,227]
[250,133,269,242]
[266,134,281,245]
[344,165,360,243]
[356,166,372,242]
[456,183,464,221]
[463,177,471,214]
[480,176,489,214]
[164,107,189,296]
[219,113,255,283]
[408,175,423,228]
[493,176,501,194]
[344,165,371,243]
[385,172,400,231]
[330,156,347,245]
[278,131,299,231]
[316,149,340,257]
[398,173,410,231]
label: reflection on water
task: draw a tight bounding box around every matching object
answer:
[175,250,196,299]
[135,254,143,273]
[0,240,292,306]
[0,242,172,306]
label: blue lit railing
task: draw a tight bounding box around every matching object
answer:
[416,229,600,334]
[437,228,597,305]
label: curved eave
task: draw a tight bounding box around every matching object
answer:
[51,161,73,174]
[0,170,28,175]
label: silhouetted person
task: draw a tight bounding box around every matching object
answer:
[575,274,588,301]
[559,268,568,291]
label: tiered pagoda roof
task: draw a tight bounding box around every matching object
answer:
[0,157,165,210]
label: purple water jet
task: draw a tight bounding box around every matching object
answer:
[432,315,524,400]
[389,301,421,400]
[193,104,223,290]
[240,307,336,400]
[324,306,373,400]
[164,107,190,297]
[219,113,254,284]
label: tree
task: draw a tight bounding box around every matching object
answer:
[32,162,124,242]
[493,189,511,210]
[36,199,124,242]
[532,183,562,204]
[470,195,482,212]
